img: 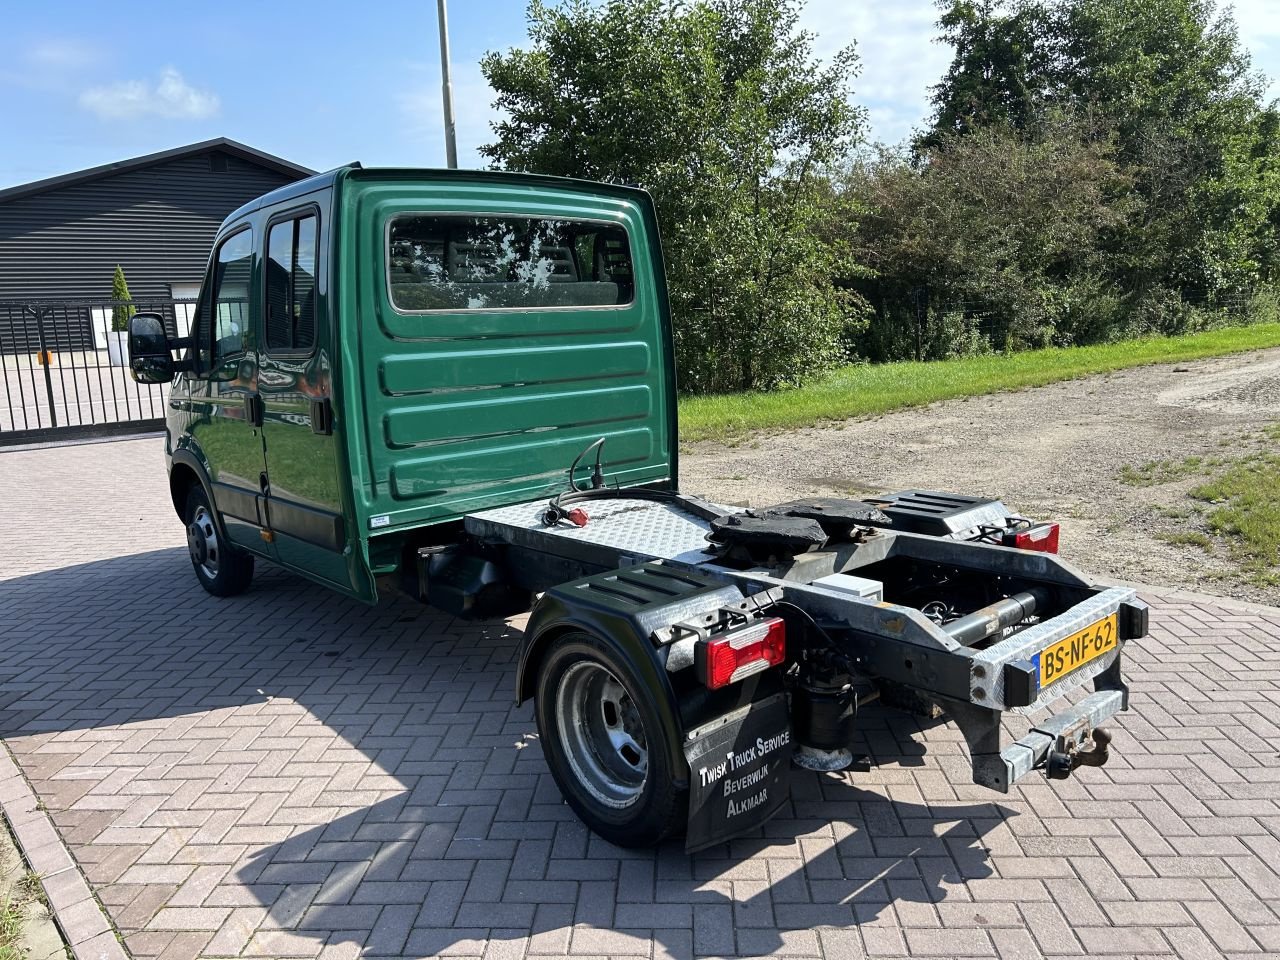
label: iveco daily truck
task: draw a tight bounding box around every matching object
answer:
[128,165,1141,851]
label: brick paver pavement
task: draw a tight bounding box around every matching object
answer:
[1,437,1279,959]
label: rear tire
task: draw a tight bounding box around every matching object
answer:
[535,631,686,848]
[183,484,254,597]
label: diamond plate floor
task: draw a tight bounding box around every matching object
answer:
[1,437,1278,959]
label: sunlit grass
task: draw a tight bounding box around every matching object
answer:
[0,899,24,960]
[1192,452,1280,586]
[679,323,1280,442]
[1118,455,1231,486]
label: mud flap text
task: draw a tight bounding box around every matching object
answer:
[684,693,792,852]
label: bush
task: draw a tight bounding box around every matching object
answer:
[842,124,1135,359]
[110,265,135,333]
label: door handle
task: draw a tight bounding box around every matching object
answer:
[246,394,263,427]
[310,397,332,435]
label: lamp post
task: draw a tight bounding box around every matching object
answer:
[437,0,459,169]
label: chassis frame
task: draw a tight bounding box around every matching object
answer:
[464,492,1142,794]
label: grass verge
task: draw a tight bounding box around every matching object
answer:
[0,899,25,960]
[1192,452,1280,586]
[679,323,1280,442]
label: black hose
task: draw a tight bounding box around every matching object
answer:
[542,436,726,526]
[565,437,607,493]
[543,485,725,525]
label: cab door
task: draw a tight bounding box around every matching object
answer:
[257,202,351,588]
[185,225,272,555]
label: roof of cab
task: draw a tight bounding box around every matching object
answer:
[218,164,654,232]
[221,165,351,226]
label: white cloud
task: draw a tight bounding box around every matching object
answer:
[799,1,1280,143]
[26,38,99,71]
[391,0,1280,163]
[799,0,950,145]
[1,37,100,93]
[1230,0,1280,98]
[78,67,219,121]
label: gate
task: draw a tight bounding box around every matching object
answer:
[0,298,195,445]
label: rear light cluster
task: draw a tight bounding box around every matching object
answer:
[696,617,786,689]
[1005,522,1060,554]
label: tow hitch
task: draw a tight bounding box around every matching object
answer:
[1046,725,1111,779]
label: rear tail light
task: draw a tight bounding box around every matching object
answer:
[696,617,786,689]
[1006,522,1060,554]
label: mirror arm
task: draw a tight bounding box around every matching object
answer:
[173,356,194,373]
[170,336,193,352]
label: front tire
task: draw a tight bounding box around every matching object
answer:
[183,485,254,597]
[534,631,686,847]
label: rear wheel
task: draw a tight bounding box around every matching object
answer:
[535,631,686,847]
[184,485,254,597]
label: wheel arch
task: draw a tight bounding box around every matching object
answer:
[518,596,688,787]
[169,452,230,540]
[515,619,575,708]
[168,461,201,519]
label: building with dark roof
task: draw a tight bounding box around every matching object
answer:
[0,138,313,351]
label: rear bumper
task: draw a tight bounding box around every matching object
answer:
[969,586,1138,712]
[943,588,1138,792]
[1000,688,1124,785]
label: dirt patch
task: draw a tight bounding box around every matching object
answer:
[682,347,1280,606]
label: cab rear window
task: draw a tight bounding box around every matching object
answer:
[387,215,634,312]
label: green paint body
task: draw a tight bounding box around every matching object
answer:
[164,166,678,602]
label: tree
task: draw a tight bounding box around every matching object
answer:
[110,265,135,333]
[481,0,865,392]
[1056,0,1280,296]
[846,121,1134,358]
[925,0,1056,145]
[926,0,1280,303]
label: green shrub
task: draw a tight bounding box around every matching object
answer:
[110,265,135,333]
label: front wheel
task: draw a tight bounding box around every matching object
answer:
[534,631,686,847]
[184,485,254,597]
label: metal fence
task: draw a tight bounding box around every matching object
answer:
[0,298,195,445]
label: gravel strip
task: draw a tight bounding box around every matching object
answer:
[683,347,1280,606]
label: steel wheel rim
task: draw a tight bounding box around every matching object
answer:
[555,660,648,808]
[187,505,220,580]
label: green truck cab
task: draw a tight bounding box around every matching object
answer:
[132,165,676,603]
[131,166,1140,852]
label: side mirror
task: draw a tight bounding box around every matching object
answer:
[128,313,175,384]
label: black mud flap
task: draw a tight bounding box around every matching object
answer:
[683,692,792,853]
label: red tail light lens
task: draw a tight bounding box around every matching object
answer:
[1010,522,1060,554]
[697,617,786,689]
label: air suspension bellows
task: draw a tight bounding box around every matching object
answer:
[790,676,878,771]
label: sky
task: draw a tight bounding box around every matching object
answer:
[2,0,1279,189]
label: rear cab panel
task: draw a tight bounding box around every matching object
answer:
[332,169,678,589]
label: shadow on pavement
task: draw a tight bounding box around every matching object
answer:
[0,548,1011,958]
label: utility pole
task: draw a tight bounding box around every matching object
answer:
[436,0,459,169]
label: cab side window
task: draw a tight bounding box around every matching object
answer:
[211,229,253,360]
[266,214,318,352]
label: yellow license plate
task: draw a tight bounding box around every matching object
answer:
[1036,614,1119,686]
